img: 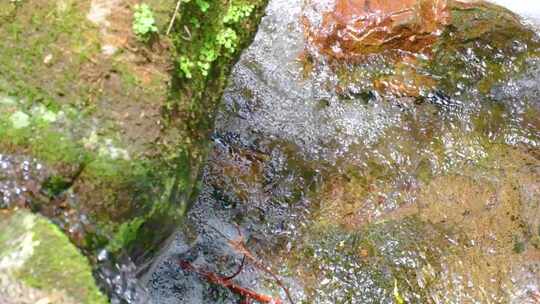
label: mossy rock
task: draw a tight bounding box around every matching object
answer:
[0,0,182,260]
[0,210,107,304]
[288,142,539,303]
[290,216,451,303]
[0,0,270,270]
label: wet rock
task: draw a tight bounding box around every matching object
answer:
[302,0,530,61]
[304,0,452,60]
[290,217,451,303]
[0,154,49,209]
[427,1,540,95]
[293,143,540,303]
[143,0,540,302]
[304,0,540,99]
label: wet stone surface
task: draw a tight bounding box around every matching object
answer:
[303,0,451,60]
[0,154,48,208]
[143,0,540,303]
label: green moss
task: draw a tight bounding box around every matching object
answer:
[107,217,145,253]
[0,0,100,104]
[0,110,86,166]
[5,212,108,304]
[42,175,72,197]
[472,102,508,139]
[0,0,269,268]
[165,0,268,152]
[0,100,176,248]
[513,236,527,254]
[117,0,270,262]
[119,173,192,260]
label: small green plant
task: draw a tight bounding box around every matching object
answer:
[178,56,195,79]
[132,3,158,42]
[107,217,145,253]
[513,236,526,254]
[174,2,254,79]
[197,44,218,76]
[197,61,211,77]
[223,4,255,24]
[217,28,238,53]
[190,17,201,29]
[179,0,208,11]
[195,0,210,12]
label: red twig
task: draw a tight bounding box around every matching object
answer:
[223,255,246,281]
[178,260,283,304]
[202,224,295,304]
[228,226,295,304]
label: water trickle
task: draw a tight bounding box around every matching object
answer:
[0,154,48,208]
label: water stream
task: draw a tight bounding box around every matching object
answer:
[141,1,540,303]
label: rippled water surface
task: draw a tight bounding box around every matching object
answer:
[143,1,540,303]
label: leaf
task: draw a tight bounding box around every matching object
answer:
[195,0,209,12]
[132,3,158,41]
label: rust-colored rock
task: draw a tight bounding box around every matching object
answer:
[304,0,455,60]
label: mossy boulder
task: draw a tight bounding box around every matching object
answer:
[0,0,269,270]
[0,209,107,304]
[0,0,181,261]
[427,0,540,95]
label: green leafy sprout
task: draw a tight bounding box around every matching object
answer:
[176,2,256,79]
[179,56,195,79]
[180,0,209,12]
[223,4,255,24]
[195,0,210,12]
[132,3,158,42]
[217,28,238,53]
[197,44,218,76]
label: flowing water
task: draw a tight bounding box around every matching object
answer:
[142,1,540,303]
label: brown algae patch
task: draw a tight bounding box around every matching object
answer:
[278,144,539,303]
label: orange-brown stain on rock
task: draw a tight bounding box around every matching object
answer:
[304,0,453,60]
